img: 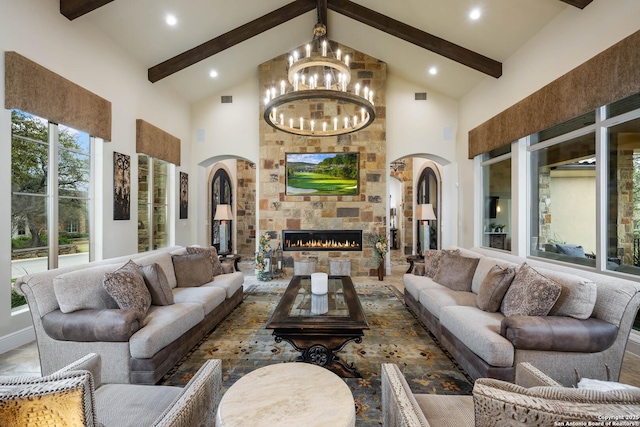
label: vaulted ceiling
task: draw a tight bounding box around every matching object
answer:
[60,0,592,103]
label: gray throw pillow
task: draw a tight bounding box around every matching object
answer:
[501,263,562,317]
[432,252,480,292]
[139,263,174,306]
[102,260,151,320]
[477,264,516,312]
[186,246,223,277]
[172,251,215,287]
[422,249,460,278]
[54,263,120,313]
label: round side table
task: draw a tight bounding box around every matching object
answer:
[216,363,356,427]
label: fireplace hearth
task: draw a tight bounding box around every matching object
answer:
[283,230,362,251]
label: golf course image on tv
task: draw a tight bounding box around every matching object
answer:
[286,152,359,196]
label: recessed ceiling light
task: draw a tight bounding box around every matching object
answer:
[428,67,438,75]
[209,70,218,78]
[165,14,177,26]
[469,8,481,20]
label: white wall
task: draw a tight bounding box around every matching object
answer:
[386,74,458,165]
[457,0,640,249]
[190,79,260,247]
[0,0,191,350]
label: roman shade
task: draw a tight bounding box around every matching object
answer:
[136,119,181,166]
[5,51,111,141]
[469,29,640,158]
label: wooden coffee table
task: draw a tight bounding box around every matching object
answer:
[265,275,369,378]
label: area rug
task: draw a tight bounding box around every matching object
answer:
[160,279,473,426]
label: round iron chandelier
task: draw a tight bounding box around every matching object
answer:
[263,23,376,137]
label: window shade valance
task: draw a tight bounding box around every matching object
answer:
[468,29,640,159]
[4,51,111,141]
[136,119,181,166]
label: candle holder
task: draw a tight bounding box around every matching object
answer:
[272,243,285,278]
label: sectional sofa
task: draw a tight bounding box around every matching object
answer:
[16,245,244,384]
[403,247,640,386]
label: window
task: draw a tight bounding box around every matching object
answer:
[138,155,168,252]
[11,110,92,308]
[481,146,511,251]
[530,130,596,266]
[211,169,232,253]
[416,167,438,252]
[606,114,640,275]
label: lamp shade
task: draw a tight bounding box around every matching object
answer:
[214,204,233,221]
[418,204,436,221]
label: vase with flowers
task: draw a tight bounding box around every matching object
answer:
[367,231,388,281]
[256,232,272,281]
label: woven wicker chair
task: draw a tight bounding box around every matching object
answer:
[382,362,640,427]
[0,353,221,427]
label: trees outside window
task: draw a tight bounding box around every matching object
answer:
[11,110,92,308]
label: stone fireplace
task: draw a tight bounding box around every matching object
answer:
[258,42,387,277]
[283,230,362,252]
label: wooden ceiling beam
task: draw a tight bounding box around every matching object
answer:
[317,0,328,27]
[148,0,316,83]
[327,0,502,78]
[559,0,593,9]
[60,0,113,20]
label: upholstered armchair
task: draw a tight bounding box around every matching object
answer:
[0,353,221,427]
[381,362,640,427]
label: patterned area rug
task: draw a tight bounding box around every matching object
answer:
[160,278,473,426]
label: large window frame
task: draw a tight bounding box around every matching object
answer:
[480,146,512,252]
[11,110,95,309]
[138,155,169,252]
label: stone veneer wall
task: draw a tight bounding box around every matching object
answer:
[236,159,257,258]
[258,42,387,277]
[390,158,414,255]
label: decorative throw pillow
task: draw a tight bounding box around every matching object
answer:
[186,246,224,277]
[477,264,516,312]
[432,252,480,292]
[172,251,215,287]
[0,371,97,427]
[422,249,461,278]
[501,263,562,317]
[413,264,425,276]
[220,262,235,274]
[54,263,120,313]
[139,263,174,306]
[102,260,151,320]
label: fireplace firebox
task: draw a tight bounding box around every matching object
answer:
[283,230,362,251]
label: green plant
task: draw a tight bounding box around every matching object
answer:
[11,281,26,308]
[256,232,272,281]
[367,231,388,267]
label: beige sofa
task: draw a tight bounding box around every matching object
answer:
[403,247,640,386]
[16,246,244,384]
[381,362,640,427]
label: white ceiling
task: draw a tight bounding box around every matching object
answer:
[80,0,569,103]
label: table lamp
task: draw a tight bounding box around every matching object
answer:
[214,204,233,253]
[418,204,436,254]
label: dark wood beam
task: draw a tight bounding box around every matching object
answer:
[559,0,593,9]
[60,0,113,20]
[148,0,316,83]
[327,0,502,78]
[317,0,328,28]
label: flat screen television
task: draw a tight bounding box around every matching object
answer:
[285,152,359,196]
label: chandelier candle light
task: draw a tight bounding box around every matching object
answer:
[263,24,375,137]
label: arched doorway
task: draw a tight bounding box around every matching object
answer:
[211,169,233,253]
[416,167,439,252]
